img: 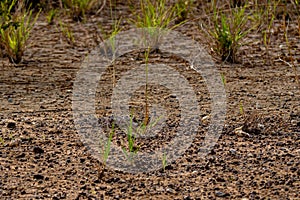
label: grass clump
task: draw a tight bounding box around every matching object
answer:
[200,1,259,63]
[62,0,103,22]
[174,0,193,24]
[0,0,40,64]
[130,0,177,29]
[129,0,191,29]
[129,0,188,49]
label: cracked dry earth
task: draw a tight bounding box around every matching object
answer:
[0,4,300,200]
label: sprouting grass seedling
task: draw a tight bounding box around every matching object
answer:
[294,0,300,35]
[221,73,226,86]
[99,18,122,86]
[0,137,4,146]
[59,21,75,44]
[280,5,300,87]
[99,0,122,86]
[122,113,139,162]
[239,100,245,118]
[162,152,167,171]
[136,115,164,136]
[144,47,150,125]
[101,122,115,165]
[46,9,57,25]
[261,0,280,64]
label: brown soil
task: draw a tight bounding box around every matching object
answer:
[0,2,299,199]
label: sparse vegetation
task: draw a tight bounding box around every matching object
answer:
[0,2,299,198]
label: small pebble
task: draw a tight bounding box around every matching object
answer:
[215,191,228,197]
[184,195,191,200]
[229,149,237,155]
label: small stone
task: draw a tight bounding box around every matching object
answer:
[166,187,174,193]
[234,126,251,137]
[229,149,237,155]
[215,191,229,197]
[15,152,25,158]
[9,139,21,147]
[258,123,264,129]
[184,195,191,200]
[287,161,293,166]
